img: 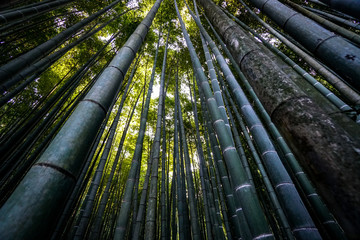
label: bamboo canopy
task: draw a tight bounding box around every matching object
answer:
[0,0,359,239]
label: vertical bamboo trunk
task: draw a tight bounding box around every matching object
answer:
[177,92,202,240]
[144,27,170,240]
[114,24,162,240]
[0,1,163,238]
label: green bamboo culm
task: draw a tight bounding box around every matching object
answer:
[174,68,185,240]
[303,6,360,30]
[175,0,273,238]
[189,77,225,240]
[144,25,170,240]
[0,0,163,238]
[188,3,322,239]
[177,79,202,240]
[0,8,134,97]
[196,74,250,239]
[113,23,163,240]
[73,55,142,240]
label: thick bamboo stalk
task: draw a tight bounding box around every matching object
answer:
[245,0,360,92]
[302,6,360,30]
[234,0,360,105]
[222,9,358,122]
[189,4,320,238]
[283,0,360,45]
[0,1,162,238]
[73,57,140,240]
[201,1,360,238]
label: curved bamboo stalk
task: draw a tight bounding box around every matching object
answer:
[0,1,162,238]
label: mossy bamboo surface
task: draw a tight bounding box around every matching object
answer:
[201,2,360,237]
[236,0,360,105]
[222,9,358,122]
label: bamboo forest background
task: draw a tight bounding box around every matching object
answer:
[0,0,359,239]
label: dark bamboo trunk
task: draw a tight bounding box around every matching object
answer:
[199,0,360,238]
[319,0,360,19]
[247,0,360,92]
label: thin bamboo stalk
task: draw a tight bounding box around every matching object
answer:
[190,4,321,238]
[0,0,122,84]
[113,25,162,240]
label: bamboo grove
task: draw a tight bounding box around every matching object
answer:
[0,0,359,239]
